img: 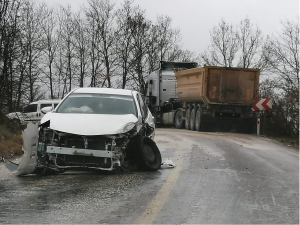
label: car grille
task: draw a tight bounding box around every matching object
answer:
[58,134,111,150]
[56,155,112,168]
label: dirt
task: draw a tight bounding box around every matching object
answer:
[0,111,24,158]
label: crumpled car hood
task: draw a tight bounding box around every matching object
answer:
[41,112,139,135]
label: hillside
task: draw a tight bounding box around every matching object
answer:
[0,112,23,159]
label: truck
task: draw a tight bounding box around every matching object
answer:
[145,61,260,133]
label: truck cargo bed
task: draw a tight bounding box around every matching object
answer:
[175,66,259,106]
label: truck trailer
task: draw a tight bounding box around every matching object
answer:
[145,61,260,133]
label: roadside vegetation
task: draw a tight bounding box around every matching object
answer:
[0,112,23,159]
[0,0,298,157]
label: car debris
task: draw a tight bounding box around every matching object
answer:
[161,158,176,168]
[4,121,39,175]
[4,88,162,176]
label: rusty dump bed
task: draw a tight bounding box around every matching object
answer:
[175,66,260,105]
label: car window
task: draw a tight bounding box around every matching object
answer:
[54,103,59,108]
[57,93,137,115]
[23,104,38,113]
[41,104,52,109]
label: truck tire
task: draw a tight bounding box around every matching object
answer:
[195,109,201,131]
[190,107,197,131]
[185,108,191,130]
[135,136,162,171]
[175,109,184,129]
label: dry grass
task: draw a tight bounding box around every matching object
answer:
[0,113,24,158]
[0,134,23,158]
[271,137,299,149]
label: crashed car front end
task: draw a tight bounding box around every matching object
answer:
[4,88,161,176]
[37,121,141,173]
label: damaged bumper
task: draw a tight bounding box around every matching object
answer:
[4,122,39,176]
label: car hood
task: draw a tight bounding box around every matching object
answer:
[41,112,139,135]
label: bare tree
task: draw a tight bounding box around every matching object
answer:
[262,19,299,136]
[154,16,182,61]
[237,18,265,69]
[20,0,47,102]
[0,0,207,114]
[85,8,103,87]
[86,0,117,88]
[72,11,89,87]
[0,0,22,112]
[56,5,76,97]
[201,19,239,67]
[201,18,267,72]
[115,0,136,89]
[40,4,60,99]
[127,11,151,93]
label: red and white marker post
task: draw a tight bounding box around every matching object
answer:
[252,98,272,135]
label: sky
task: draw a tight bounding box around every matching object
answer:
[39,0,299,55]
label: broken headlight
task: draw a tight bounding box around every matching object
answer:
[121,122,136,133]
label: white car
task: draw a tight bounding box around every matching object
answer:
[6,99,61,124]
[5,88,161,175]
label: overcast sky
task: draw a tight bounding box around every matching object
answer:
[38,0,299,55]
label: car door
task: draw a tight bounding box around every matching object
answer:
[23,103,38,121]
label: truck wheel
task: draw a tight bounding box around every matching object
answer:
[175,109,184,129]
[195,109,201,131]
[135,136,162,171]
[185,108,191,130]
[190,107,197,131]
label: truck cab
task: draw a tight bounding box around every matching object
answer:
[145,61,198,124]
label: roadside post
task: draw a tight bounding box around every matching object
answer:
[256,113,260,135]
[252,98,272,136]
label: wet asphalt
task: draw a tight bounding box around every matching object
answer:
[0,128,298,224]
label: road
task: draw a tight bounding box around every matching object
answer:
[0,128,298,224]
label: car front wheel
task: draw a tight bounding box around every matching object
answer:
[134,136,162,171]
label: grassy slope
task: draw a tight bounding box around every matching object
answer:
[0,112,23,158]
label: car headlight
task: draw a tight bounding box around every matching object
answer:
[122,122,136,133]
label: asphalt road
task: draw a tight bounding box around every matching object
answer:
[0,128,298,224]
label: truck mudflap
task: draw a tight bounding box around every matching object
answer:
[3,122,39,176]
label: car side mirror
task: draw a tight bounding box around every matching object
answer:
[41,106,53,114]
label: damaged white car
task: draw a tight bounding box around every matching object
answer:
[6,88,161,175]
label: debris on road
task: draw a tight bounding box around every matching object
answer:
[161,158,176,168]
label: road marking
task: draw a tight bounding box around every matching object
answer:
[135,156,183,224]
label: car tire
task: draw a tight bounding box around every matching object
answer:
[135,136,162,171]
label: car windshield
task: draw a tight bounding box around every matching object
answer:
[56,93,137,115]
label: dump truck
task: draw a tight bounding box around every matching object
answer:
[145,61,260,133]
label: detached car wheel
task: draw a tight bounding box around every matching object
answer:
[135,136,162,171]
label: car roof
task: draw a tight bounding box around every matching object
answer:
[73,87,135,96]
